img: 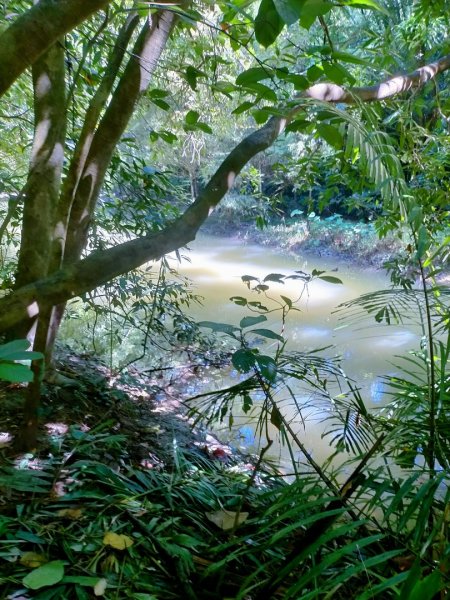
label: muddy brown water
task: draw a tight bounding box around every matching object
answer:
[170,235,421,469]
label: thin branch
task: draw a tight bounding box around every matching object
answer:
[0,0,112,97]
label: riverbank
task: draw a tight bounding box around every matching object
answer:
[202,206,401,269]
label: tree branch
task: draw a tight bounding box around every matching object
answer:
[0,117,285,331]
[0,0,112,97]
[305,54,450,103]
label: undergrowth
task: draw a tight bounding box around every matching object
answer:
[203,197,400,268]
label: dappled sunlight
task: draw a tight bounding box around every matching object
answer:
[31,117,50,158]
[34,72,51,98]
[227,170,236,190]
[27,301,39,318]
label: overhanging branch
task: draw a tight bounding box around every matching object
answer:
[1,52,450,331]
[305,54,450,103]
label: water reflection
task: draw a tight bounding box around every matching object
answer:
[172,235,421,466]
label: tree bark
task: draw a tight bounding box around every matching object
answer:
[0,0,111,97]
[15,43,66,290]
[10,42,67,450]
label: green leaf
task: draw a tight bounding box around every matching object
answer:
[185,66,206,90]
[285,119,311,133]
[263,273,285,283]
[196,122,213,134]
[232,101,256,115]
[280,295,293,308]
[236,67,271,86]
[0,339,31,359]
[1,350,42,361]
[198,321,239,335]
[230,296,248,306]
[406,569,442,600]
[307,64,323,81]
[256,355,278,381]
[240,315,267,328]
[242,392,253,413]
[241,275,259,285]
[252,108,271,124]
[300,0,333,29]
[316,123,343,148]
[341,0,390,15]
[286,73,310,89]
[151,98,170,111]
[318,275,343,284]
[273,0,302,24]
[185,110,199,125]
[416,225,429,259]
[322,61,355,85]
[62,576,102,586]
[232,349,256,373]
[0,362,34,383]
[255,0,284,47]
[23,560,65,590]
[331,50,369,65]
[250,328,284,342]
[244,82,278,102]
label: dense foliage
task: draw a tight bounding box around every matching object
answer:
[0,0,449,598]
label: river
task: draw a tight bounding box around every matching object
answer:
[172,235,421,468]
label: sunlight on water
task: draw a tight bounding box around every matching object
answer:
[169,234,422,467]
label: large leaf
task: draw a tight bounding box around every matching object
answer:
[236,67,271,86]
[300,0,333,29]
[23,560,65,590]
[341,0,390,15]
[0,362,34,383]
[316,123,343,149]
[0,339,33,359]
[198,321,239,335]
[273,0,303,24]
[232,348,256,372]
[255,0,284,47]
[250,328,284,342]
[240,315,267,328]
[318,275,343,284]
[255,355,278,381]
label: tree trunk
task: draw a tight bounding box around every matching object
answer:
[64,11,176,265]
[15,43,66,290]
[11,42,66,451]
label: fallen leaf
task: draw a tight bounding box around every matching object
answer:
[103,531,134,550]
[57,508,83,519]
[94,577,108,596]
[20,552,47,568]
[206,510,249,531]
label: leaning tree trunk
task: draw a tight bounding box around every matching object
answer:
[12,42,66,451]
